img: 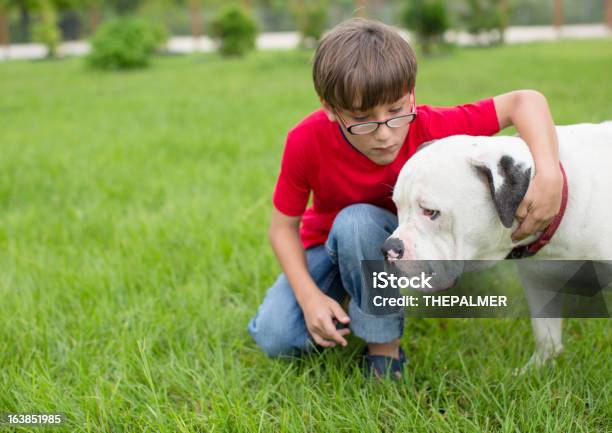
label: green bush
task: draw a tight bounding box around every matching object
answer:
[33,0,61,59]
[403,0,450,56]
[460,0,510,45]
[211,6,257,57]
[294,3,327,48]
[87,16,166,70]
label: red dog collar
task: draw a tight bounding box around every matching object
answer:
[506,162,568,259]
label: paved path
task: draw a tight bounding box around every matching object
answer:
[0,24,610,61]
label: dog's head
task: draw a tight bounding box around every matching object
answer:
[383,135,534,265]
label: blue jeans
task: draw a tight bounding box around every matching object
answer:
[247,204,403,357]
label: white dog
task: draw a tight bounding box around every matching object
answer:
[382,122,612,371]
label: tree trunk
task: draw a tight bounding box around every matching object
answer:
[605,0,612,29]
[553,0,564,29]
[19,3,31,42]
[189,0,203,51]
[294,0,304,31]
[499,0,509,43]
[89,2,101,35]
[0,6,10,48]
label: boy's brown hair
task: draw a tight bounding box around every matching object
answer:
[313,18,418,112]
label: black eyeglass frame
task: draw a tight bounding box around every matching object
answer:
[333,90,417,136]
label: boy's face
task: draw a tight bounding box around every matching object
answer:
[322,91,415,165]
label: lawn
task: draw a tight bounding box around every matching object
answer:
[0,39,611,432]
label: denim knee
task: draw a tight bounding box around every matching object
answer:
[326,203,397,262]
[248,316,309,358]
[333,203,381,234]
[247,274,313,358]
[323,203,403,343]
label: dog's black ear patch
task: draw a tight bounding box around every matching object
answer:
[474,155,531,228]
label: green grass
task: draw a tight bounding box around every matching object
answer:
[0,40,611,432]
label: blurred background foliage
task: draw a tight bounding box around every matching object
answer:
[86,15,166,68]
[402,0,450,55]
[0,0,609,64]
[211,5,257,56]
[0,0,608,44]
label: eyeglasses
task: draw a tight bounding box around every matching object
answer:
[334,91,417,136]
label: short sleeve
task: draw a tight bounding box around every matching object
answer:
[420,98,500,141]
[272,130,311,216]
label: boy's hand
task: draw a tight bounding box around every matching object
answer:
[302,292,351,347]
[512,168,563,242]
[494,90,562,243]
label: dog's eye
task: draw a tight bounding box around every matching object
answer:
[420,206,440,220]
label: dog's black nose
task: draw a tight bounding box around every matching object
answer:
[380,237,404,260]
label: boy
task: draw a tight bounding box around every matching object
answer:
[248,18,563,378]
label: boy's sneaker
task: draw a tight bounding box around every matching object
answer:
[362,346,407,381]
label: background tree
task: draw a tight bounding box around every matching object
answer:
[460,0,509,46]
[189,0,202,42]
[291,0,327,48]
[403,0,450,55]
[138,0,177,50]
[0,0,13,48]
[88,0,101,33]
[553,0,563,29]
[180,0,230,50]
[17,0,38,42]
[1,0,85,45]
[52,0,87,39]
[87,15,166,69]
[211,5,257,56]
[59,0,104,35]
[33,0,61,57]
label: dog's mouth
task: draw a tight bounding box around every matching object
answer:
[384,260,462,292]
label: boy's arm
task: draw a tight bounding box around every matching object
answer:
[268,208,350,347]
[493,90,563,242]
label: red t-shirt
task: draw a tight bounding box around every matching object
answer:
[273,98,500,249]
